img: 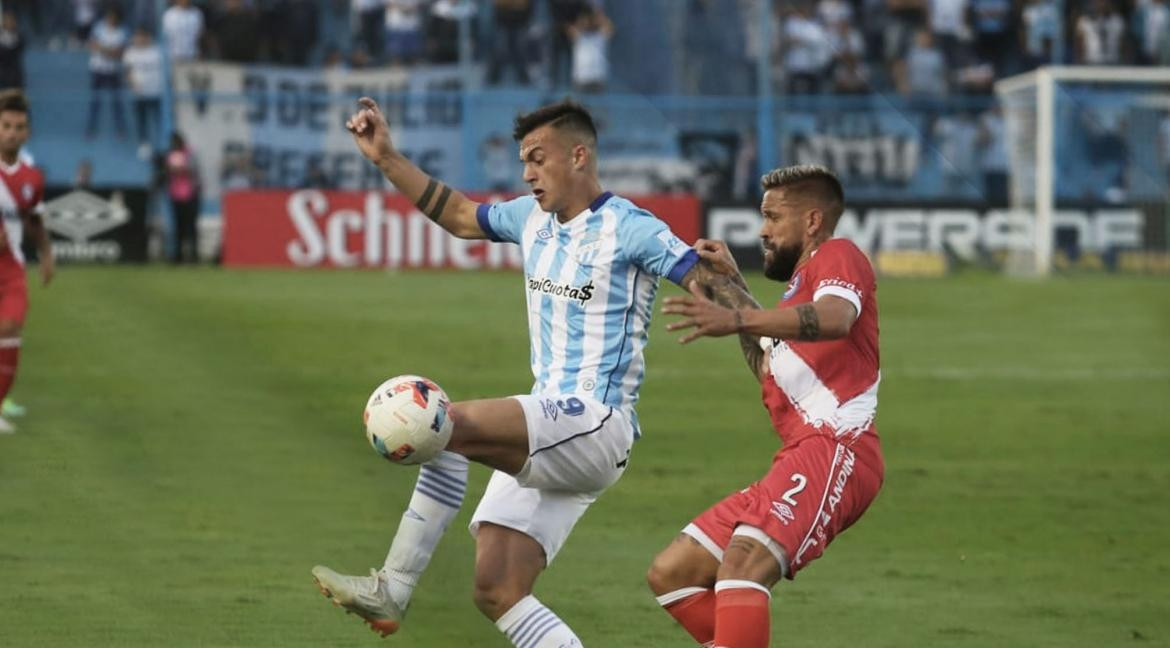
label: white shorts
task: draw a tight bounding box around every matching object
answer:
[469,393,634,563]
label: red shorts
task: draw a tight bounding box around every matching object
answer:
[0,266,28,324]
[688,433,884,578]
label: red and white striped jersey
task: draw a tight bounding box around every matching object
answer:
[0,158,44,266]
[760,238,880,447]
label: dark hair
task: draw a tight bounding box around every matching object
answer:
[512,100,598,146]
[0,89,29,115]
[760,164,845,219]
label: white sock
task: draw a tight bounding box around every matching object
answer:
[380,450,469,609]
[495,595,583,648]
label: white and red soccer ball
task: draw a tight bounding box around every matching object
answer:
[363,375,453,465]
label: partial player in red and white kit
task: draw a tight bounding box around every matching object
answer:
[647,165,883,648]
[0,90,56,434]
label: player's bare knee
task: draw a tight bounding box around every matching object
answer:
[647,535,717,594]
[471,578,528,621]
[645,554,679,595]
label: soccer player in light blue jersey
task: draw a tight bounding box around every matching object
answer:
[312,98,723,646]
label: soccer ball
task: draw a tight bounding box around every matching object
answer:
[363,375,453,465]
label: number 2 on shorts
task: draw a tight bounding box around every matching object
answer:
[781,473,807,506]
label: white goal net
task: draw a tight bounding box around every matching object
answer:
[996,66,1170,276]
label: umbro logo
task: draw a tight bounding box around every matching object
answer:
[42,190,130,242]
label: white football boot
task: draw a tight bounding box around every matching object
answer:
[311,565,404,637]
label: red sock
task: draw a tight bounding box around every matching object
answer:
[660,588,715,645]
[713,581,771,648]
[0,341,20,403]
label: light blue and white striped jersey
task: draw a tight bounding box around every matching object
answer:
[476,192,699,437]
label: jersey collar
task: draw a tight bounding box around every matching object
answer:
[552,191,613,233]
[589,191,613,212]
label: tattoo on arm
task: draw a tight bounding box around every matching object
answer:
[427,185,453,222]
[415,179,438,211]
[686,261,766,381]
[414,179,453,222]
[795,303,820,341]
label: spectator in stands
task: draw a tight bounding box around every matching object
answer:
[124,27,162,157]
[72,0,100,45]
[826,16,869,91]
[426,0,475,64]
[1076,0,1126,64]
[86,6,128,139]
[1082,105,1127,200]
[826,14,866,64]
[487,0,532,85]
[568,6,613,93]
[0,11,24,90]
[212,0,260,64]
[884,0,927,62]
[164,131,201,264]
[353,0,386,61]
[953,47,995,94]
[929,0,968,66]
[163,0,204,63]
[1020,0,1061,68]
[897,28,947,98]
[548,0,590,88]
[978,104,1009,203]
[385,0,424,65]
[1135,0,1170,64]
[967,0,1015,74]
[832,51,872,94]
[781,3,831,94]
[818,0,854,30]
[277,0,319,66]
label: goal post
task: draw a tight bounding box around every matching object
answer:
[995,66,1170,276]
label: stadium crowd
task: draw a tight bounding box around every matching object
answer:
[0,0,1165,257]
[0,0,1166,96]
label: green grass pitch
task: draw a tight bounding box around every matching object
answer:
[1,267,1168,646]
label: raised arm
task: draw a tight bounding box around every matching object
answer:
[674,239,767,382]
[346,98,485,239]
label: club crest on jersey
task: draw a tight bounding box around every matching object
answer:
[782,274,802,301]
[575,231,603,264]
[20,183,33,202]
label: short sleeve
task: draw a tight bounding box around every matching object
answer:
[809,240,874,317]
[620,211,699,285]
[475,195,536,244]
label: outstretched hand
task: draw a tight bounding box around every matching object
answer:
[345,97,396,164]
[662,281,741,344]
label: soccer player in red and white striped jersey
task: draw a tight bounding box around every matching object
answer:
[0,90,55,434]
[648,165,884,648]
